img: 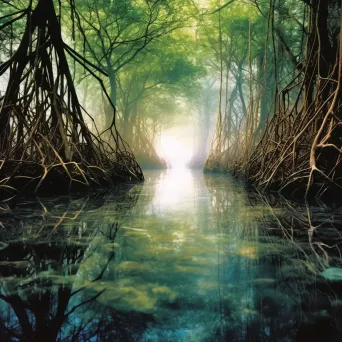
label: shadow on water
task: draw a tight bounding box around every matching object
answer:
[0,184,152,341]
[205,174,342,342]
[0,170,342,341]
[251,193,342,342]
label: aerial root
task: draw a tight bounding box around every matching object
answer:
[245,12,342,201]
[0,0,143,204]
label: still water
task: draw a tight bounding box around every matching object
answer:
[0,169,342,341]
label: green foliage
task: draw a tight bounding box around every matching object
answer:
[1,0,309,169]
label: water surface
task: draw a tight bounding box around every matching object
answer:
[0,170,342,341]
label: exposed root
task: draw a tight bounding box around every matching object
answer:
[0,0,143,203]
[246,1,342,202]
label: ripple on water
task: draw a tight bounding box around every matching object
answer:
[0,170,341,341]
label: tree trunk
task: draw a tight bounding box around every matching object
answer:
[106,64,117,129]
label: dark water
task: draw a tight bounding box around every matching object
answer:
[1,169,342,341]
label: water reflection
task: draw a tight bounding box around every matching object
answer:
[0,170,342,341]
[152,168,196,214]
[251,193,342,341]
[0,186,143,341]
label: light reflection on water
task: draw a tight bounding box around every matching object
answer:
[152,168,197,214]
[0,170,342,341]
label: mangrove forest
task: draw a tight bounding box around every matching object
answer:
[1,0,342,341]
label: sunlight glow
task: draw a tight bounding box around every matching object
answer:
[158,134,193,168]
[153,168,195,213]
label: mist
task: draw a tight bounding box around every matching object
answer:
[2,1,342,341]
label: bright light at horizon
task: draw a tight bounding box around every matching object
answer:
[158,134,193,168]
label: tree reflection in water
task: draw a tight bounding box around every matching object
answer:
[1,171,342,341]
[0,185,148,342]
[255,194,342,341]
[205,173,342,341]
